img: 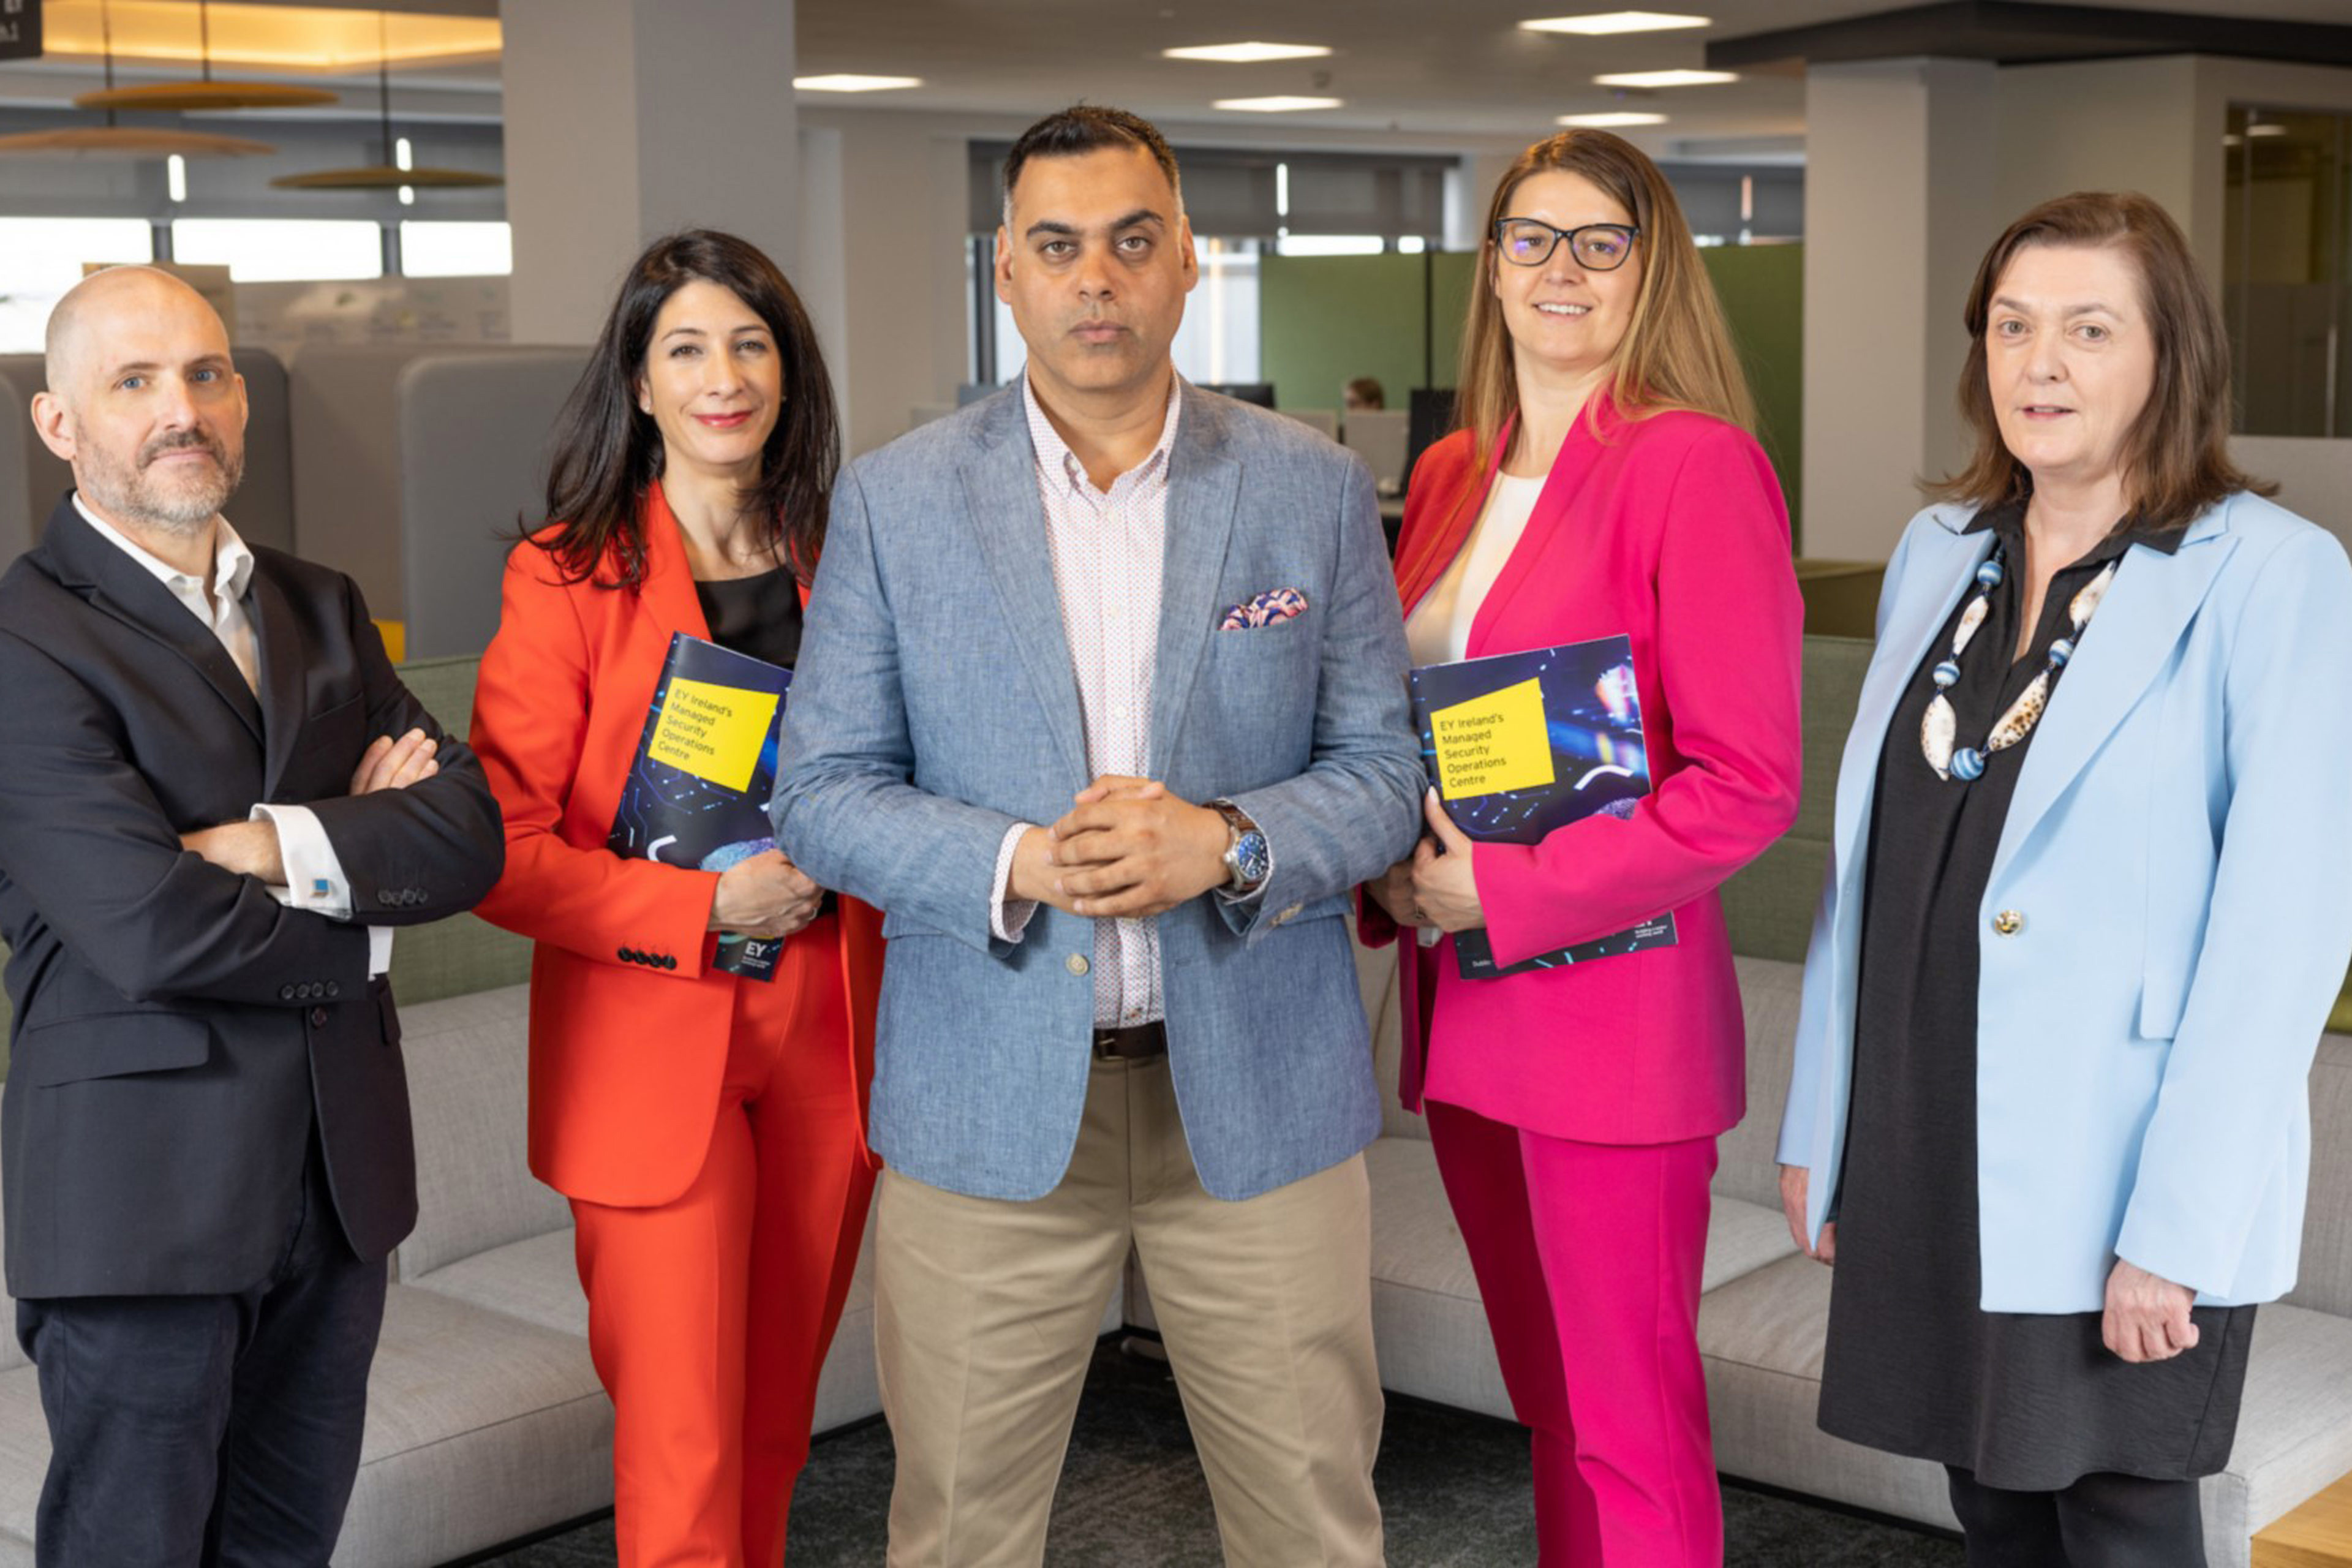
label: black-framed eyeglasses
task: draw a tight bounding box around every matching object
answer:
[1493,217,1640,271]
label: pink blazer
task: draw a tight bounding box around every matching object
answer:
[1363,395,1803,1145]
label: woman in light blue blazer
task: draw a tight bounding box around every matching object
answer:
[1778,189,2352,1566]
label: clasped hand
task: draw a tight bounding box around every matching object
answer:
[179,727,442,880]
[1364,790,1484,933]
[709,850,823,940]
[1013,775,1229,920]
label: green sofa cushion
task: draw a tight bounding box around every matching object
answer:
[388,655,533,1006]
[1722,635,1872,961]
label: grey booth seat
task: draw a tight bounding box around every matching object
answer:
[0,350,295,562]
[397,349,590,660]
[285,344,587,658]
[0,401,28,567]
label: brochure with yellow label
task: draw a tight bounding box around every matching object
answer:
[1410,635,1678,980]
[607,633,792,981]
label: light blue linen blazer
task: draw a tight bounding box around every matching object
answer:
[1778,491,2352,1311]
[774,383,1423,1204]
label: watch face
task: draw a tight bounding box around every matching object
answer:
[1233,830,1271,886]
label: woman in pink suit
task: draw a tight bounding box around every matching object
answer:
[1362,130,1804,1564]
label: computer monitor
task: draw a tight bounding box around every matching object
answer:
[1341,410,1409,492]
[1406,388,1458,483]
[1201,381,1276,409]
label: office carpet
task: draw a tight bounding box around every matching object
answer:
[472,1339,1967,1567]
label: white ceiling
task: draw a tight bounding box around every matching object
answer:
[2,0,2347,157]
[791,0,2352,156]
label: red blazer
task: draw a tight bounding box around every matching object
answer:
[1365,395,1803,1145]
[470,483,882,1207]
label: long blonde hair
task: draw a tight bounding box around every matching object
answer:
[1452,131,1755,486]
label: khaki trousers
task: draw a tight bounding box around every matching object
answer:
[875,1054,1385,1567]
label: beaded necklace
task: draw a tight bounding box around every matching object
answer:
[1920,541,2119,782]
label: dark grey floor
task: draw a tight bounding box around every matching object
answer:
[475,1339,1966,1566]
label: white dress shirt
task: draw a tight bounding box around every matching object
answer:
[74,496,393,977]
[985,376,1184,1027]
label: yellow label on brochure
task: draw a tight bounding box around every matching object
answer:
[1428,676,1556,801]
[646,677,778,793]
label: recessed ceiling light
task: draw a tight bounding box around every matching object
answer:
[1521,12,1711,34]
[1558,111,1668,127]
[1164,42,1333,62]
[1213,96,1344,112]
[1591,69,1738,88]
[794,74,924,92]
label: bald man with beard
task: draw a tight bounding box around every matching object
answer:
[0,266,503,1566]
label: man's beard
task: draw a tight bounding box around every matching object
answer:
[76,427,244,535]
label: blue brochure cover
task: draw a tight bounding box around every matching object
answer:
[1409,634,1678,980]
[606,633,791,981]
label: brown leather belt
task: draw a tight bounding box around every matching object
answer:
[1092,1020,1167,1061]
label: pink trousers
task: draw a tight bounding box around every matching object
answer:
[1427,1099,1722,1567]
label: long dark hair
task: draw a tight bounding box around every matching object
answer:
[529,229,840,589]
[1929,191,2272,533]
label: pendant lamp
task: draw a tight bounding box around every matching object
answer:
[270,12,498,192]
[74,1,339,113]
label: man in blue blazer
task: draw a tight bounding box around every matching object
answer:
[775,105,1420,1565]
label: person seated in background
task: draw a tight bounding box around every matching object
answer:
[0,264,503,1566]
[1779,190,2352,1568]
[467,229,879,1567]
[1344,374,1385,412]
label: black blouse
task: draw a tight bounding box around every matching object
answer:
[693,565,802,671]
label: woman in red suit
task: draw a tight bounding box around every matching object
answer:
[469,230,880,1567]
[1363,132,1803,1564]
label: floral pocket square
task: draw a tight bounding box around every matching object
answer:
[1218,588,1310,631]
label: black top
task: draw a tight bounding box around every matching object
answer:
[693,565,802,670]
[1815,502,2255,1490]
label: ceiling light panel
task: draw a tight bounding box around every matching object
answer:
[1558,111,1668,127]
[794,74,924,92]
[1591,69,1738,88]
[40,2,499,72]
[1163,42,1333,62]
[1521,12,1711,35]
[1213,96,1344,112]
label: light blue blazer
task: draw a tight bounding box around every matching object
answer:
[774,383,1423,1204]
[1778,491,2352,1311]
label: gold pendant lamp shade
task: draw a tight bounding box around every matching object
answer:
[0,125,276,157]
[270,10,499,193]
[273,165,498,190]
[76,79,337,112]
[72,2,339,113]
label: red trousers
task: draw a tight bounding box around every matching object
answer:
[1427,1099,1721,1567]
[570,917,875,1568]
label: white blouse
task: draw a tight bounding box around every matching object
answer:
[1404,470,1545,669]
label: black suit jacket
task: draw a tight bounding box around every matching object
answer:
[0,496,504,1298]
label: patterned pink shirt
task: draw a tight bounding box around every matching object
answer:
[990,375,1184,1027]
